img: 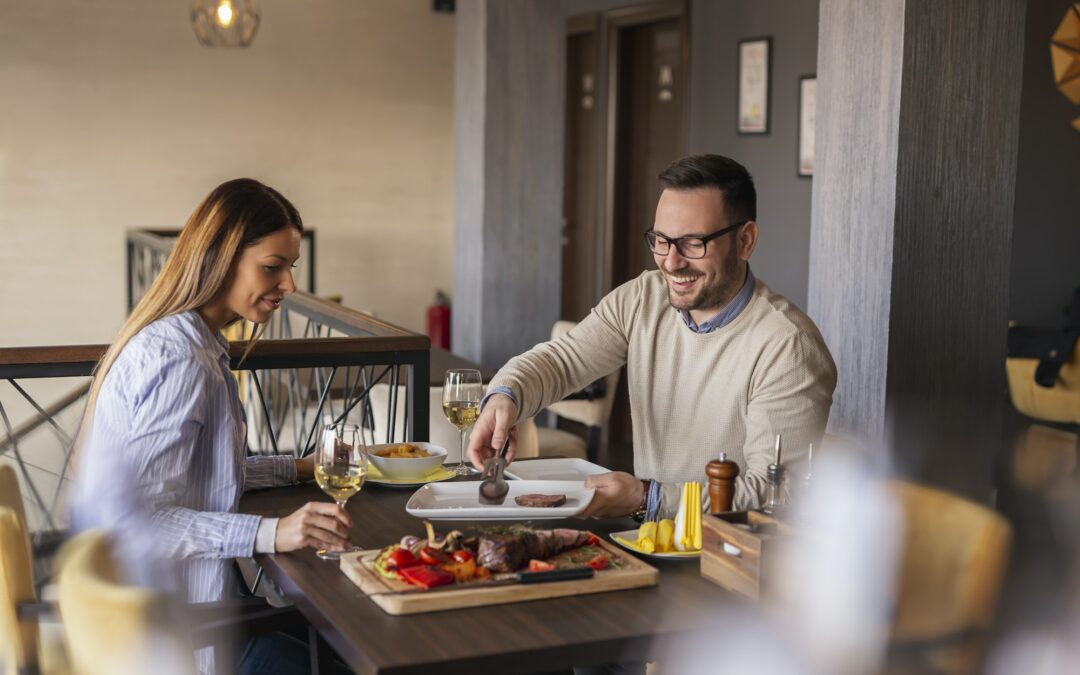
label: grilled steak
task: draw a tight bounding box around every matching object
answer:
[477,528,592,572]
[514,493,567,508]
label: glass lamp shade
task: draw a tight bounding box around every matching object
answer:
[191,0,260,48]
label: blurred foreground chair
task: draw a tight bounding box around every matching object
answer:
[1,505,67,675]
[888,480,1013,675]
[57,531,196,675]
[535,321,620,463]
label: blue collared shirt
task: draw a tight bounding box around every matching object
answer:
[71,311,295,603]
[677,266,756,333]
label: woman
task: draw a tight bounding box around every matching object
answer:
[71,179,351,673]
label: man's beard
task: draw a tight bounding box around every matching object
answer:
[665,252,743,313]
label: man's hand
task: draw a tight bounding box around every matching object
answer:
[274,502,352,552]
[294,454,314,482]
[580,472,645,518]
[466,394,518,469]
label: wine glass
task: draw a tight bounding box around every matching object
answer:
[442,369,483,476]
[314,422,367,560]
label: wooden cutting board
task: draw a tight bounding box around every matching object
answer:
[340,535,658,615]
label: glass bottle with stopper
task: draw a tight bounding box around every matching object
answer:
[706,452,740,513]
[762,433,787,515]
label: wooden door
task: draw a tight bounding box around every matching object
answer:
[561,23,600,323]
[606,14,687,446]
[559,3,688,455]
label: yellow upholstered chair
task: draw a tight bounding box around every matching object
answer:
[536,321,620,462]
[57,531,195,675]
[1005,349,1080,424]
[1,505,43,675]
[0,466,67,675]
[888,480,1013,675]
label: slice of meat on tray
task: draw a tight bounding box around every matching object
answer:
[514,493,567,508]
[478,528,592,572]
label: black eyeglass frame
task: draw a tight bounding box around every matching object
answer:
[644,220,750,259]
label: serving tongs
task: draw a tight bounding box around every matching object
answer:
[478,435,512,505]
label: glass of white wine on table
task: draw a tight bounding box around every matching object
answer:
[442,369,483,476]
[314,422,366,560]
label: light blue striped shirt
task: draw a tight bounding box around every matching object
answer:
[71,311,295,609]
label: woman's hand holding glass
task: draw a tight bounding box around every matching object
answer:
[274,501,352,553]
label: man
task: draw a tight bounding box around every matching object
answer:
[468,154,836,518]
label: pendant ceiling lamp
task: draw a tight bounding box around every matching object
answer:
[191,0,260,48]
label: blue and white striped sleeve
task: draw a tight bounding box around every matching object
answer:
[243,455,297,491]
[127,356,260,560]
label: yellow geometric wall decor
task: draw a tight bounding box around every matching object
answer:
[1051,3,1080,130]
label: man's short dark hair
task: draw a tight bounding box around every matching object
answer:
[658,154,756,223]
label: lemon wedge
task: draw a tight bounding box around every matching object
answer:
[656,518,674,552]
[673,482,689,551]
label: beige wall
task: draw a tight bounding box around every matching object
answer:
[0,0,455,346]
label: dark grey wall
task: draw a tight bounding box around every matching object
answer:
[689,0,819,310]
[453,0,823,366]
[1009,0,1080,328]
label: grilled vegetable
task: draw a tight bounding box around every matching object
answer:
[399,565,455,589]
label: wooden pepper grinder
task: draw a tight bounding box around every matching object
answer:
[706,452,740,514]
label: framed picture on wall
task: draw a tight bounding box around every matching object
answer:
[798,75,817,177]
[737,37,771,134]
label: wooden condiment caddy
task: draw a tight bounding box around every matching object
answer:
[700,510,796,600]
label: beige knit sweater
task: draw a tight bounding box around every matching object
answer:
[491,270,837,516]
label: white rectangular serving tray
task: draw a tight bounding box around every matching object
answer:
[405,480,595,520]
[504,458,610,482]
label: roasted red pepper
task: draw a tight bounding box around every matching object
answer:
[399,565,455,589]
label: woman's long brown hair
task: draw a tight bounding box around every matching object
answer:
[80,178,302,438]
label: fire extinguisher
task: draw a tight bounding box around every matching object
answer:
[426,291,451,350]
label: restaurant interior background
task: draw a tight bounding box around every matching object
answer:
[2,0,1080,671]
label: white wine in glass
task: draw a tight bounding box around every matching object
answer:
[314,422,366,560]
[442,369,483,476]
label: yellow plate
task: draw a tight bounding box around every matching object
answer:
[366,465,457,488]
[610,530,700,559]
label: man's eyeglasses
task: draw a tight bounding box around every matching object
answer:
[644,220,749,259]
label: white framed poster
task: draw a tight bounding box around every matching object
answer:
[798,75,817,177]
[737,38,771,134]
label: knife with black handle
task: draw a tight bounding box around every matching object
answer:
[370,566,596,596]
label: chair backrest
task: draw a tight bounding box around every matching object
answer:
[57,531,195,675]
[546,321,621,428]
[0,467,29,544]
[1005,350,1080,424]
[0,505,39,675]
[889,480,1012,646]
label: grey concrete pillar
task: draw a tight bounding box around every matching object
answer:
[452,0,564,368]
[808,0,1027,499]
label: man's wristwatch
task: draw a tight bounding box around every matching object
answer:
[631,479,652,522]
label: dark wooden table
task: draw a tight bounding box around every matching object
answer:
[241,474,731,674]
